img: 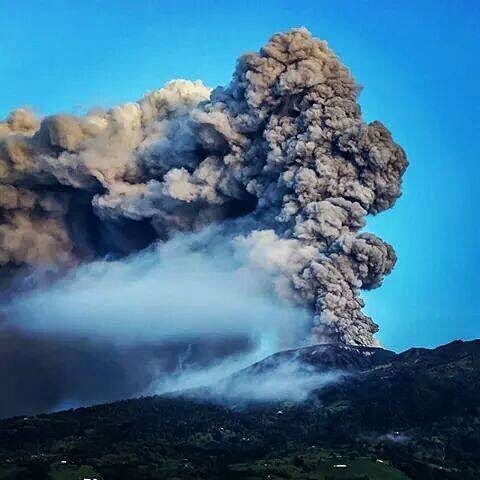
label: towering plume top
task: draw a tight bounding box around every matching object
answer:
[0,28,407,346]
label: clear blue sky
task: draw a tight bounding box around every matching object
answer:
[1,0,478,351]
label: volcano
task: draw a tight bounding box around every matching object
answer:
[1,338,479,479]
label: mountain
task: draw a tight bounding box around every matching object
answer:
[233,343,398,375]
[0,339,479,479]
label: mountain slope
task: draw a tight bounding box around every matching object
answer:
[0,339,479,479]
[233,343,398,375]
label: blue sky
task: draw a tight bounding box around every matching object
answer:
[1,0,478,351]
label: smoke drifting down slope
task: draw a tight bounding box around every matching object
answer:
[0,28,407,346]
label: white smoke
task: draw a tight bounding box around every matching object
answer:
[159,357,344,404]
[4,228,310,348]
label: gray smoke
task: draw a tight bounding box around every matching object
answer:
[0,328,255,418]
[0,28,407,348]
[159,356,344,405]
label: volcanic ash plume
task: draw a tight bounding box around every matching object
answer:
[0,28,407,346]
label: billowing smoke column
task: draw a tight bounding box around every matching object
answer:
[0,28,407,346]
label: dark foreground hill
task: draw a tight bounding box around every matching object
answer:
[0,339,479,480]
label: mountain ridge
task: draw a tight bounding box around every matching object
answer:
[0,338,479,479]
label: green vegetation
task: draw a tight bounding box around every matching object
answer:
[229,450,409,479]
[49,464,102,480]
[0,340,478,479]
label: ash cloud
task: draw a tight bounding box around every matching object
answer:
[0,28,407,416]
[0,29,407,346]
[0,327,255,418]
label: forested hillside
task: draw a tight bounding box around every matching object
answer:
[0,340,479,479]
